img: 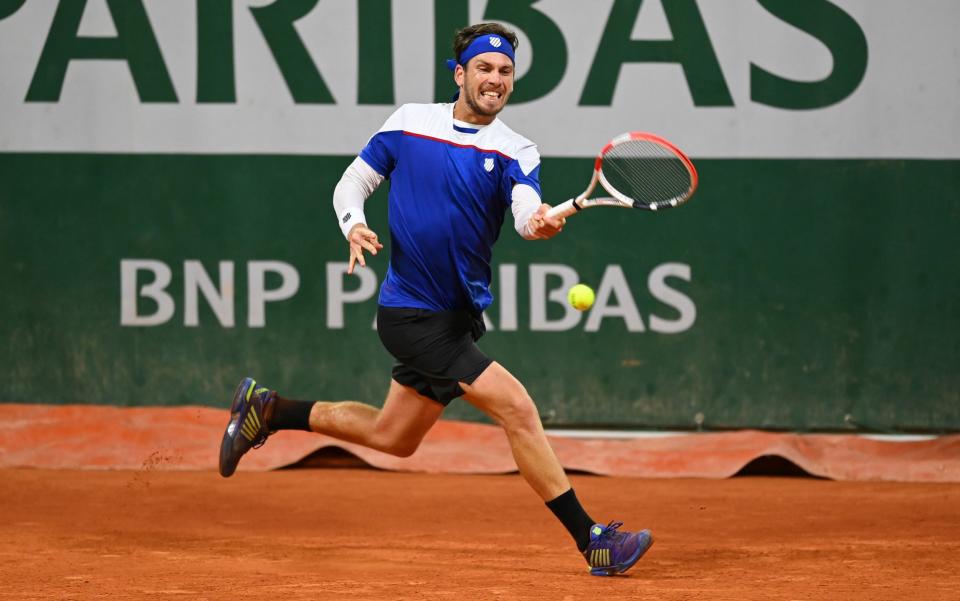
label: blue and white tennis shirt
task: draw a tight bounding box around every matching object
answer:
[359,103,541,314]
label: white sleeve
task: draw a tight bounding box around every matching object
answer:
[511,183,542,240]
[333,157,385,238]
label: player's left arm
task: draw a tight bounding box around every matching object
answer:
[507,142,564,240]
[512,184,565,240]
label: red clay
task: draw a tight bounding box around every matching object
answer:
[4,468,958,600]
[5,404,959,481]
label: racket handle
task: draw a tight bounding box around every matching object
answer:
[546,198,580,219]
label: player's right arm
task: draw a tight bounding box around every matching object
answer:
[332,105,407,274]
[333,157,385,274]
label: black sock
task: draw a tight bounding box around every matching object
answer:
[545,488,596,552]
[268,397,314,431]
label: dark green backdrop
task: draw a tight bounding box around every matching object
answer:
[2,154,958,431]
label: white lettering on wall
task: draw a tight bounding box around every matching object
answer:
[648,263,696,334]
[120,259,174,326]
[119,259,696,333]
[184,260,234,327]
[529,264,581,331]
[498,263,518,331]
[584,265,645,333]
[247,261,299,328]
[326,262,377,329]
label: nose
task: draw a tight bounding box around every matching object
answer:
[486,70,502,86]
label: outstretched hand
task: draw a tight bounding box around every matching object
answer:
[527,203,566,239]
[347,223,383,274]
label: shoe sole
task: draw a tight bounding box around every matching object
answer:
[589,530,654,576]
[218,377,257,478]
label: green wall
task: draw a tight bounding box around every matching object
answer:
[2,153,958,431]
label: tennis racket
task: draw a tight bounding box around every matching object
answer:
[546,132,698,219]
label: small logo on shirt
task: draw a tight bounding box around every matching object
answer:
[484,157,494,172]
[342,212,351,224]
[489,36,502,48]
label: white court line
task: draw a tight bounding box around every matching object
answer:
[544,429,939,442]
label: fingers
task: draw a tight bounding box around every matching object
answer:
[542,209,565,230]
[349,228,384,251]
[529,205,566,239]
[535,203,565,228]
[353,243,367,264]
[358,238,380,255]
[540,216,566,231]
[347,245,366,275]
[358,230,383,248]
[346,226,382,273]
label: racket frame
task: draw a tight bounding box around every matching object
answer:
[546,132,698,219]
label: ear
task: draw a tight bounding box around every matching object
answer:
[454,64,465,88]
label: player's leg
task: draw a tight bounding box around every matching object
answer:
[458,361,567,500]
[305,379,443,457]
[376,308,608,561]
[220,308,465,476]
[460,361,653,576]
[219,377,442,477]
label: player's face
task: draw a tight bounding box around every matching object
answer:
[456,52,514,123]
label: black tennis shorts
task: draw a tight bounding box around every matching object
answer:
[376,306,493,405]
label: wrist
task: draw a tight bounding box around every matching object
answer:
[339,210,367,238]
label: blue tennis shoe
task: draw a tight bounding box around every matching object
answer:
[218,377,276,477]
[583,521,653,576]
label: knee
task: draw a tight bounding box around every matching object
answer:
[376,434,422,458]
[494,391,542,435]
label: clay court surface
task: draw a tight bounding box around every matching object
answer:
[4,468,958,601]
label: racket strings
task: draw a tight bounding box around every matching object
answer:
[601,140,692,206]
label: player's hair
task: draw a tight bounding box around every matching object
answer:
[452,23,519,63]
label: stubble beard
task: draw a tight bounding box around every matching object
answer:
[463,85,509,118]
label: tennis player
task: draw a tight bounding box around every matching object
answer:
[219,22,653,576]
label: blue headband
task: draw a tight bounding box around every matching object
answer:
[444,34,515,72]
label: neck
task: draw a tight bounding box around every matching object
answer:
[453,97,495,126]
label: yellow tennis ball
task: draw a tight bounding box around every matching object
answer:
[568,284,595,311]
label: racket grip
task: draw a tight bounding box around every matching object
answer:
[546,199,579,219]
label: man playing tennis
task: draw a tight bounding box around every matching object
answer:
[219,22,653,576]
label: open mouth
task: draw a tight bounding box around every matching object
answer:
[480,90,502,101]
